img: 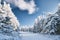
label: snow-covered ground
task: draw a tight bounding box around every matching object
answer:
[0,31,60,40]
[0,33,20,40]
[20,32,60,40]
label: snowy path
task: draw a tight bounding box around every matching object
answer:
[20,32,60,40]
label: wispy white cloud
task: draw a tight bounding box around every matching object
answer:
[5,0,37,14]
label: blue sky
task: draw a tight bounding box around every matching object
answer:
[11,0,59,26]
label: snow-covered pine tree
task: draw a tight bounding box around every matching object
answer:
[33,16,45,33]
[33,4,60,34]
[0,0,20,40]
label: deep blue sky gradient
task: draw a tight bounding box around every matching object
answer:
[11,0,60,26]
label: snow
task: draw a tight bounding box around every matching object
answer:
[20,32,60,40]
[33,7,60,34]
[0,33,21,40]
[0,31,60,40]
[0,0,20,40]
[0,0,60,40]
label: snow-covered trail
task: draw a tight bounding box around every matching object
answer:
[20,32,60,40]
